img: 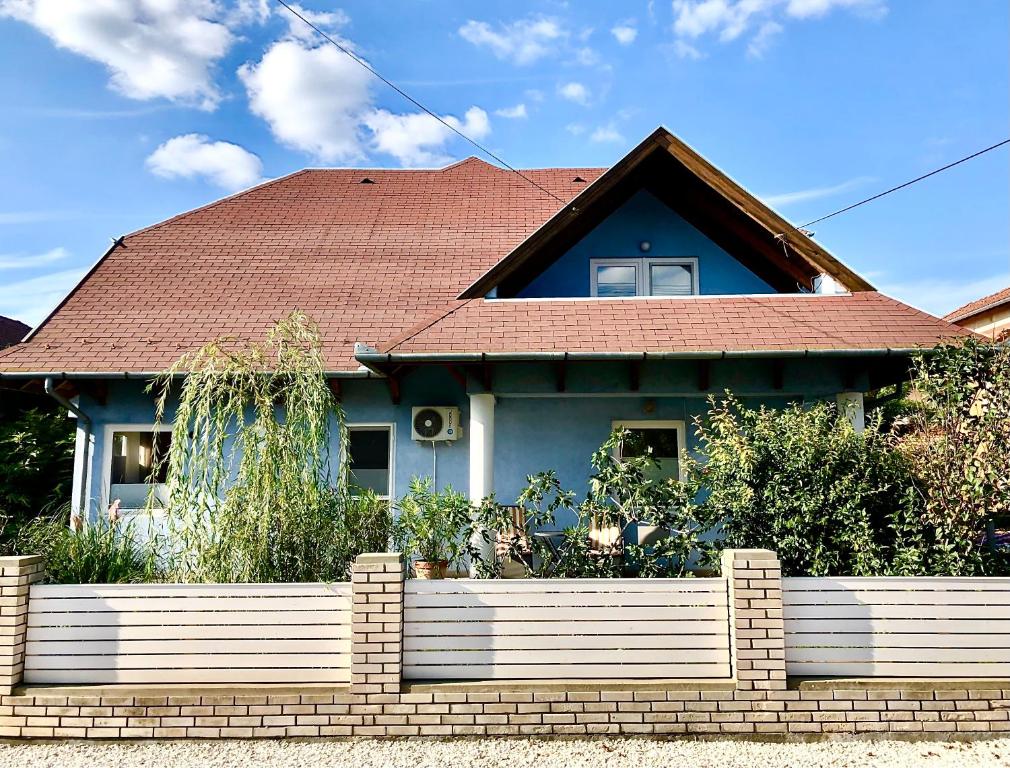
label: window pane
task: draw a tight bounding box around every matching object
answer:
[596,264,638,297]
[649,263,693,296]
[621,427,680,482]
[109,430,170,508]
[349,429,390,496]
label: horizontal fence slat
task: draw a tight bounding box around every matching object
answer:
[28,610,350,627]
[405,578,726,594]
[783,576,1010,679]
[25,653,350,671]
[786,661,1010,678]
[23,668,351,685]
[25,638,351,656]
[403,577,732,681]
[406,605,725,623]
[404,591,726,609]
[404,633,728,651]
[404,663,728,680]
[405,619,726,637]
[27,623,350,642]
[25,581,353,686]
[30,583,352,598]
[403,648,728,666]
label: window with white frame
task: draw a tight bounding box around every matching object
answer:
[106,428,171,510]
[347,425,394,499]
[590,257,698,297]
[611,420,687,483]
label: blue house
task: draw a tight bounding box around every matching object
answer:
[0,128,969,526]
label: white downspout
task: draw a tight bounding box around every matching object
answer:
[468,393,495,575]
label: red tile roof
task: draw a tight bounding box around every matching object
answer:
[0,158,968,375]
[0,160,602,374]
[944,286,1010,323]
[379,292,973,357]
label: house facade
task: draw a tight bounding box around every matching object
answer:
[0,128,971,525]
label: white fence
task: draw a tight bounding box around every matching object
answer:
[783,577,1010,677]
[402,578,732,680]
[24,582,353,685]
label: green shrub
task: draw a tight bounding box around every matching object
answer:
[0,407,74,551]
[17,506,154,584]
[688,394,964,577]
[392,478,471,572]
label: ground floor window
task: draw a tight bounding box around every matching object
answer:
[347,425,394,499]
[105,427,172,510]
[611,420,687,482]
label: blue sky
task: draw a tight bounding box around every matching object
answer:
[0,0,1007,327]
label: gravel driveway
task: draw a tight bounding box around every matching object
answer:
[1,738,1009,768]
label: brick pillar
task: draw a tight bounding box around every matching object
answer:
[0,556,44,693]
[721,548,786,691]
[350,552,404,695]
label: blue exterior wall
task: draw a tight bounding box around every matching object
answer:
[514,190,776,298]
[75,358,867,521]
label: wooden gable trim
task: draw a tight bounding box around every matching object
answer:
[459,127,872,300]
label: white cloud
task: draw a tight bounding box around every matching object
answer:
[525,88,546,102]
[673,39,704,59]
[762,176,874,207]
[277,2,349,43]
[0,0,234,110]
[0,266,86,327]
[747,20,782,57]
[364,107,490,167]
[146,134,263,191]
[566,123,587,136]
[878,272,1010,319]
[574,46,601,66]
[558,81,591,106]
[611,22,638,44]
[495,103,528,119]
[671,0,886,56]
[459,16,564,65]
[0,246,69,270]
[239,38,373,162]
[590,125,625,143]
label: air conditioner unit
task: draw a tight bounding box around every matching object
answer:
[412,406,461,441]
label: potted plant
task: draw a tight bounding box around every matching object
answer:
[392,477,471,579]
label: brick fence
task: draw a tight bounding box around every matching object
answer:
[0,551,1008,740]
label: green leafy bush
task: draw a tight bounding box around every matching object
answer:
[392,478,471,572]
[689,394,928,577]
[0,407,74,550]
[17,506,154,584]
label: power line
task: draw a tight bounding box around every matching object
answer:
[274,0,569,206]
[798,138,1010,229]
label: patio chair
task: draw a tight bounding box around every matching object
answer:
[495,505,533,577]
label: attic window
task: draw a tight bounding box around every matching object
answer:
[590,257,699,298]
[358,177,375,184]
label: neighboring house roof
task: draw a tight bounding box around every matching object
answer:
[0,316,29,349]
[0,127,968,377]
[943,286,1010,324]
[371,292,973,361]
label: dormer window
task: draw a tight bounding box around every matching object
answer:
[590,257,699,298]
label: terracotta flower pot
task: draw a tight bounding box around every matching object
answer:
[414,560,448,580]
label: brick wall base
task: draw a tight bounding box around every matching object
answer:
[2,682,1009,739]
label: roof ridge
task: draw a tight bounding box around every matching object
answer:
[380,299,474,353]
[944,286,1010,322]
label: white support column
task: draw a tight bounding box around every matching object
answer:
[468,393,495,575]
[836,391,865,433]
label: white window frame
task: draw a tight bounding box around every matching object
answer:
[590,257,700,298]
[100,423,173,514]
[611,419,688,481]
[345,422,396,501]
